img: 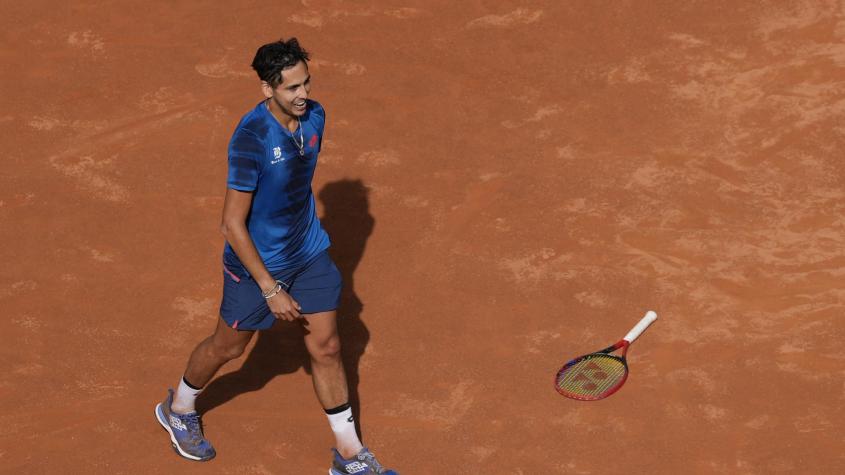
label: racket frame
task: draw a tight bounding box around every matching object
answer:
[554,340,630,400]
[555,311,657,401]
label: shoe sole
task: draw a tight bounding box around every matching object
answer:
[154,403,215,462]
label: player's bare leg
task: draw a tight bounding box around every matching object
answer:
[154,316,254,461]
[303,310,363,459]
[177,315,256,411]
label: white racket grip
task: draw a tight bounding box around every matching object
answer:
[623,311,658,343]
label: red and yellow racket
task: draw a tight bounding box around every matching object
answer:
[555,311,657,400]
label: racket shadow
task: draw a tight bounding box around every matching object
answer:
[197,179,374,439]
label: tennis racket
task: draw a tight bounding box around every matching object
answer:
[555,311,657,400]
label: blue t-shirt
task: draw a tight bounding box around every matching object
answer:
[223,99,330,274]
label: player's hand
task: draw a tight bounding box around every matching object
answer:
[266,289,302,321]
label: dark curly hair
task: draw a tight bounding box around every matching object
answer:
[251,38,310,88]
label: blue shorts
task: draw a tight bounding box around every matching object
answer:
[219,251,342,331]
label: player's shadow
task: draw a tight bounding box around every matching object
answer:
[197,179,374,433]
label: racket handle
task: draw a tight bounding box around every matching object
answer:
[623,311,658,343]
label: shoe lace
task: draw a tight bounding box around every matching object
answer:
[182,413,204,444]
[357,450,384,473]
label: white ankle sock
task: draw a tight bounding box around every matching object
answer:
[325,404,363,456]
[172,376,203,413]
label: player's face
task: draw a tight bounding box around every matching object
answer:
[263,60,311,119]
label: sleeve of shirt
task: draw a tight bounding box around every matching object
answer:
[319,106,325,149]
[313,102,326,149]
[227,128,263,191]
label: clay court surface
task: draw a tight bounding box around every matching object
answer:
[2,1,844,473]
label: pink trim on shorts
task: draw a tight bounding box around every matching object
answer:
[223,265,241,282]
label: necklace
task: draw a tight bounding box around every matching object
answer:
[288,120,305,156]
[266,100,305,156]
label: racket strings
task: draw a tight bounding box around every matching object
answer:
[556,355,626,399]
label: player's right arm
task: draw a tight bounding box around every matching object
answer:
[220,188,302,321]
[224,127,301,321]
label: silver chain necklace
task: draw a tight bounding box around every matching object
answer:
[267,100,305,156]
[287,119,305,156]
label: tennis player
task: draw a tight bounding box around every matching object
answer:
[154,38,396,475]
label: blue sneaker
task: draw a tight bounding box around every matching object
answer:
[329,447,397,474]
[154,389,216,461]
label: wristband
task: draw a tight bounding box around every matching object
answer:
[262,280,283,299]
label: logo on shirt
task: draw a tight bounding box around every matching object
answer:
[309,134,319,147]
[271,146,285,164]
